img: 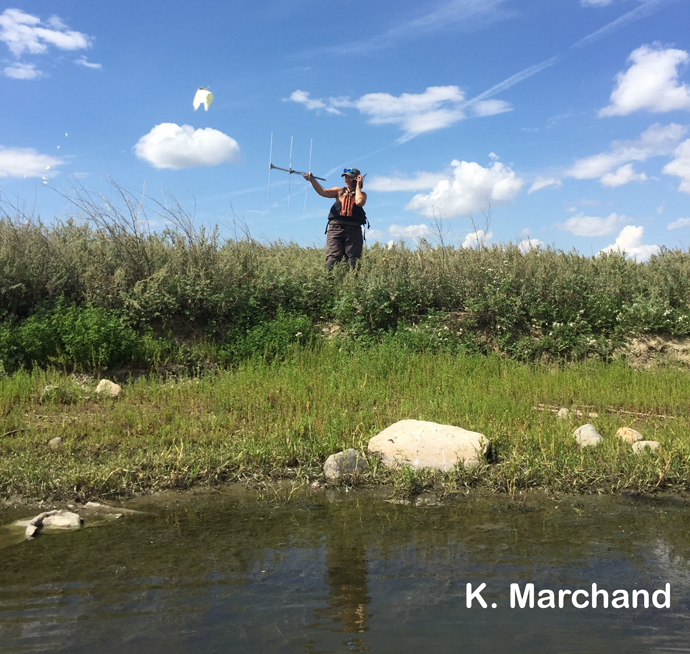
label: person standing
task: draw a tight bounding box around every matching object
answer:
[304,167,368,270]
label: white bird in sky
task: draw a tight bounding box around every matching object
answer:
[193,86,213,111]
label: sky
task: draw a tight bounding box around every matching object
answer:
[1,0,690,260]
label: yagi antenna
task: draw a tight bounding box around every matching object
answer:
[267,134,326,209]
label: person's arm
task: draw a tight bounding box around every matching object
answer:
[355,175,367,207]
[304,173,340,198]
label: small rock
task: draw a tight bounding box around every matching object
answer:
[574,424,603,448]
[41,510,83,530]
[616,427,644,444]
[632,440,661,455]
[368,419,489,471]
[49,436,63,450]
[25,524,40,540]
[96,379,121,398]
[324,449,369,483]
[557,408,569,419]
[310,481,321,490]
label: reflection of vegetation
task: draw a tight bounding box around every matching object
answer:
[1,347,690,500]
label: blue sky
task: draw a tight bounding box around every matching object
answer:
[1,0,690,260]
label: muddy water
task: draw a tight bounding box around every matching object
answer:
[1,489,690,653]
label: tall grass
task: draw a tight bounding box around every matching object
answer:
[1,185,689,373]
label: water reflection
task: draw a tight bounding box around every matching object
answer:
[0,491,689,653]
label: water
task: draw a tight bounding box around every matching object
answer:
[1,488,690,653]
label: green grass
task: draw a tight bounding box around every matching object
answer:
[1,344,688,501]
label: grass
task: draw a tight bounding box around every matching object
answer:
[1,343,688,502]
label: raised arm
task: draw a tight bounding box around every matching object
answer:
[355,174,367,207]
[304,173,341,198]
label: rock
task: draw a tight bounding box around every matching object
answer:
[557,408,569,419]
[49,436,63,450]
[367,419,489,471]
[324,449,369,482]
[632,440,661,455]
[574,424,603,448]
[16,509,83,538]
[616,427,644,444]
[96,379,121,398]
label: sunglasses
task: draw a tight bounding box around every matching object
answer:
[343,168,359,175]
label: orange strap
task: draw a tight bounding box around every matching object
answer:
[339,190,355,217]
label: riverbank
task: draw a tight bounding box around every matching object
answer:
[1,345,688,502]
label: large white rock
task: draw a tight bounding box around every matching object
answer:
[367,419,488,471]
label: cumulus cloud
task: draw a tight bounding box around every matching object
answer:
[517,238,544,252]
[662,138,690,192]
[667,218,690,229]
[287,85,511,138]
[599,225,660,262]
[74,56,101,70]
[528,176,562,193]
[405,159,523,218]
[600,163,648,187]
[0,8,91,56]
[0,8,93,79]
[134,123,240,170]
[3,61,40,79]
[462,229,493,249]
[600,44,690,117]
[558,212,626,236]
[567,122,687,180]
[0,146,62,177]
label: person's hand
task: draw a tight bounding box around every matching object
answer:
[355,174,363,188]
[304,172,314,182]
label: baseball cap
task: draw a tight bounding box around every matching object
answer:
[342,167,361,177]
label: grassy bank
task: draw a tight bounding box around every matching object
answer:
[1,345,688,501]
[2,196,690,373]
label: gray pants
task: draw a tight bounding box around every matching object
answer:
[325,224,363,270]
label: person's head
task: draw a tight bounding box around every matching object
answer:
[342,167,362,188]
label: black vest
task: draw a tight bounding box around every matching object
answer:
[328,189,367,226]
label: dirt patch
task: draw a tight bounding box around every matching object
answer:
[621,334,690,368]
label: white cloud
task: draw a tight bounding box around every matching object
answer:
[600,163,648,187]
[581,0,613,6]
[0,146,62,177]
[3,61,40,79]
[288,85,511,138]
[662,138,690,193]
[368,171,450,192]
[134,123,240,170]
[567,122,687,180]
[74,56,101,70]
[0,8,91,57]
[471,99,513,117]
[600,44,690,117]
[462,229,493,248]
[517,238,544,252]
[667,218,690,229]
[286,90,344,115]
[558,212,626,236]
[389,224,433,241]
[528,176,562,193]
[406,159,523,218]
[599,225,660,262]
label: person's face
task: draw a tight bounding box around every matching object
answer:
[344,175,357,187]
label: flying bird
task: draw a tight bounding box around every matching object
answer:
[193,87,213,111]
